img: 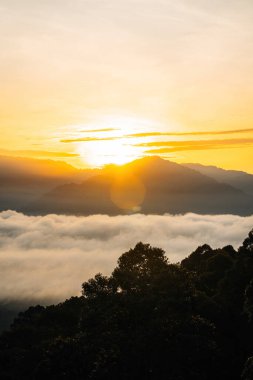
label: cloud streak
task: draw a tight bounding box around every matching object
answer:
[136,138,253,154]
[126,128,253,138]
[80,128,118,133]
[61,137,118,143]
[0,211,252,304]
[0,150,79,158]
[60,129,253,146]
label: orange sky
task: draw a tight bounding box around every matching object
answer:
[1,0,253,171]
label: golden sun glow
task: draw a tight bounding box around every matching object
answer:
[2,1,253,173]
[77,139,138,167]
[75,116,154,167]
[110,171,146,211]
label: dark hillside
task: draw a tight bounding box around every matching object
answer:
[1,231,253,379]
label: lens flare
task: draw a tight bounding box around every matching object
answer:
[110,173,146,212]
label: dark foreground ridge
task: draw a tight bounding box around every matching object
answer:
[2,231,253,379]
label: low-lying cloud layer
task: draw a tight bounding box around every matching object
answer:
[0,211,252,304]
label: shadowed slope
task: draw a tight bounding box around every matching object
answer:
[0,156,97,211]
[184,163,253,196]
[23,157,253,216]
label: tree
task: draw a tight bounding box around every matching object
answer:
[112,242,169,292]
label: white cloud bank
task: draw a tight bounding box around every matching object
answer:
[0,210,252,304]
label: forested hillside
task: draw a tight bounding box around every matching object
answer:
[1,231,253,379]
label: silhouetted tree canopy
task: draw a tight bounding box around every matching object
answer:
[1,230,253,379]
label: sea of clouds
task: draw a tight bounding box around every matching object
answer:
[0,210,253,304]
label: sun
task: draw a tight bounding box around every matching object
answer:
[77,138,140,167]
[75,115,153,167]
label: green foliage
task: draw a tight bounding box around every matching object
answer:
[2,231,253,379]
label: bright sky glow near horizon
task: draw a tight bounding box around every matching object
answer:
[1,0,253,170]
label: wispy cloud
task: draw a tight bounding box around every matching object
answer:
[61,128,253,144]
[127,128,253,138]
[135,138,253,154]
[61,137,118,143]
[80,128,118,133]
[0,149,79,158]
[0,211,252,304]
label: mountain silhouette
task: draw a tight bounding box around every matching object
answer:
[22,156,253,216]
[184,163,253,196]
[0,156,97,211]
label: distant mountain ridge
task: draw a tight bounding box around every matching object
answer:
[22,156,253,216]
[184,163,253,196]
[0,156,97,211]
[1,155,253,216]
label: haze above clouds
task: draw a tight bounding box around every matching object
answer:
[0,210,252,304]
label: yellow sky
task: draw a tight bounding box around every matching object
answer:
[1,0,253,171]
